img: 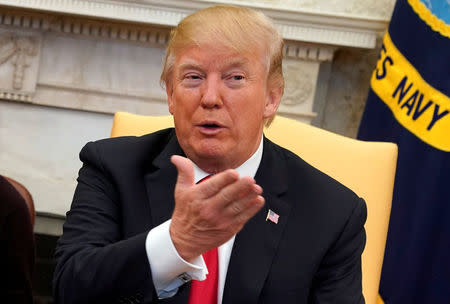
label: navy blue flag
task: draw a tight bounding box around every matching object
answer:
[357,0,450,303]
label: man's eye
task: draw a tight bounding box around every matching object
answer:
[185,74,201,80]
[227,74,245,82]
[225,74,245,87]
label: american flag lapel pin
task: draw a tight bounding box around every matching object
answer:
[266,209,279,224]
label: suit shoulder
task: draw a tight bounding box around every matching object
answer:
[79,128,175,166]
[268,140,363,212]
[88,128,174,150]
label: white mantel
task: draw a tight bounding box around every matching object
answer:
[0,0,393,234]
[0,0,389,48]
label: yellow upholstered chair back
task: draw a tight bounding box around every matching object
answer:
[111,112,397,304]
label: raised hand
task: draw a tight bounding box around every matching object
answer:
[169,155,265,261]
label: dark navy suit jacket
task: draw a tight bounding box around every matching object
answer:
[54,128,366,304]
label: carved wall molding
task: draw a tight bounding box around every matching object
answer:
[34,82,169,116]
[38,80,166,105]
[283,63,313,106]
[0,0,378,124]
[284,41,335,61]
[0,6,337,123]
[0,0,388,49]
[278,58,320,122]
[0,30,41,102]
[0,10,171,46]
[0,8,338,65]
[0,90,32,101]
[0,34,14,63]
[0,35,38,89]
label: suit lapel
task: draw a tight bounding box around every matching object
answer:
[222,138,292,304]
[144,133,185,228]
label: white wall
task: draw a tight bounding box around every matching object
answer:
[0,100,113,215]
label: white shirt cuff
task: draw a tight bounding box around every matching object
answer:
[146,219,207,299]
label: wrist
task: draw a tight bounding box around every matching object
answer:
[169,221,199,261]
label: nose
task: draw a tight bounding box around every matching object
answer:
[200,75,223,109]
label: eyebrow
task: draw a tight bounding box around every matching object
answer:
[177,57,251,72]
[177,62,202,72]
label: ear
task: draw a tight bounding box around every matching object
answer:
[263,85,282,119]
[166,82,175,115]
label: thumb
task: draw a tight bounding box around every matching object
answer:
[171,155,195,189]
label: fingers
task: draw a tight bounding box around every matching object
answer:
[231,194,265,226]
[195,169,240,199]
[199,176,265,227]
[204,176,262,208]
[171,155,195,189]
[223,181,264,218]
[171,156,262,212]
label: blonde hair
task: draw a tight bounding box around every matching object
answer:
[160,5,284,91]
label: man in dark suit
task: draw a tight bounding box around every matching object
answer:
[53,5,366,304]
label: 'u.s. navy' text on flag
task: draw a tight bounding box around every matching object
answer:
[371,33,450,151]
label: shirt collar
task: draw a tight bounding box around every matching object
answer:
[193,136,264,183]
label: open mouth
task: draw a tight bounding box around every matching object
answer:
[202,123,220,128]
[197,121,223,134]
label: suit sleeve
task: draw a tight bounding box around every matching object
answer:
[309,197,367,304]
[53,142,158,304]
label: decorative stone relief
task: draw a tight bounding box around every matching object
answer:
[0,29,41,101]
[278,58,321,123]
[277,42,335,123]
[283,62,313,106]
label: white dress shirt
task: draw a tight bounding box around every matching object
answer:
[145,137,264,303]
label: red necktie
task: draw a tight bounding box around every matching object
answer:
[187,247,218,304]
[188,175,218,304]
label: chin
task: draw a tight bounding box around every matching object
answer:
[195,147,225,160]
[194,138,227,154]
[191,143,228,163]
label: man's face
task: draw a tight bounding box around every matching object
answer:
[166,44,281,172]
